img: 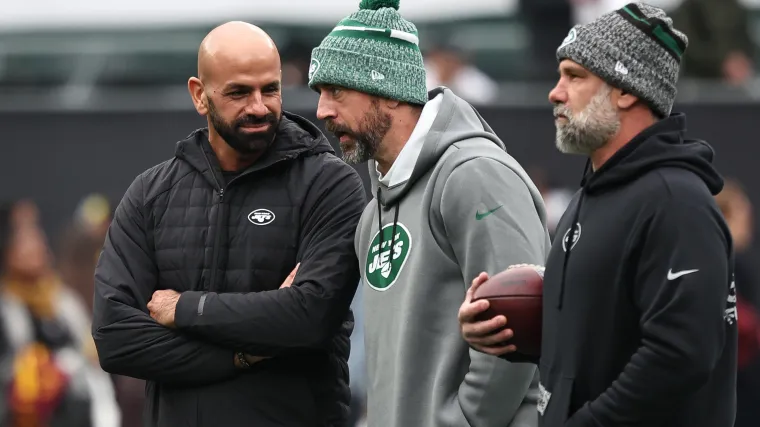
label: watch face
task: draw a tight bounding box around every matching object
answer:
[237,352,250,367]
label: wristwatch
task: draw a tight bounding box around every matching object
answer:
[236,352,251,368]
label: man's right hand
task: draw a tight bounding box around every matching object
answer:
[458,272,518,356]
[279,263,300,289]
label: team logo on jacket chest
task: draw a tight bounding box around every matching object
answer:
[725,275,738,325]
[562,222,582,252]
[248,209,275,225]
[365,223,412,291]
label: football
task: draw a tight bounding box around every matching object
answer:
[471,264,544,358]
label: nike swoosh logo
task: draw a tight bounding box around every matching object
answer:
[476,205,503,220]
[667,268,699,280]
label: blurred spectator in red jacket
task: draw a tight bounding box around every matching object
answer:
[0,199,120,427]
[56,195,144,427]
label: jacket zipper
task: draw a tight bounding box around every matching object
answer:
[202,150,226,293]
[209,188,225,292]
[201,149,298,293]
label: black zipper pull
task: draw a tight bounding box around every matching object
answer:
[218,188,225,202]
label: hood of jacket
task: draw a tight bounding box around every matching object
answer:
[175,111,335,187]
[370,87,508,207]
[580,113,723,195]
[554,113,723,311]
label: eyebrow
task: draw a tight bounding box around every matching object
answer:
[223,83,249,92]
[223,81,281,92]
[559,66,585,75]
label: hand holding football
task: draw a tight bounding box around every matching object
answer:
[471,264,544,358]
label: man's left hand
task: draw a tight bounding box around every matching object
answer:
[148,290,181,328]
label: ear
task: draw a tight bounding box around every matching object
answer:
[616,88,638,110]
[384,98,402,110]
[188,77,208,116]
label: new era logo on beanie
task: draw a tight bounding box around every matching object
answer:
[307,0,427,105]
[556,2,688,118]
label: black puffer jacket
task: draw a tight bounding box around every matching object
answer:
[92,112,367,427]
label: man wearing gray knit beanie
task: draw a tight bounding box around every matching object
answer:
[460,3,737,427]
[310,1,550,427]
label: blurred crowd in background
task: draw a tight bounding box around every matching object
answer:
[1,0,760,426]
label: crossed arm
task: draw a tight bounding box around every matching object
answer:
[93,164,366,384]
[92,175,240,387]
[166,164,365,357]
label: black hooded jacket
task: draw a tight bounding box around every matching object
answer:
[92,112,367,427]
[506,114,737,427]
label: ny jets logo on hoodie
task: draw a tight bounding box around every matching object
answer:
[562,222,582,252]
[365,223,412,291]
[725,275,738,325]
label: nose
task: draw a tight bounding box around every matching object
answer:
[245,92,269,117]
[316,93,336,121]
[548,80,566,105]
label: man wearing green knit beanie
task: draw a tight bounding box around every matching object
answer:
[310,2,548,427]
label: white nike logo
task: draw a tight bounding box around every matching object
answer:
[667,268,699,280]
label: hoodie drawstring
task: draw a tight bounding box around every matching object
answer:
[557,158,591,310]
[376,188,401,264]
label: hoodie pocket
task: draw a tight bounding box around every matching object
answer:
[537,370,575,427]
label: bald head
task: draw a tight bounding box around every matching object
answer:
[198,21,281,83]
[188,21,284,165]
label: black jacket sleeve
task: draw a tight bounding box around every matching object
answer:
[92,174,239,386]
[173,159,366,355]
[565,198,732,427]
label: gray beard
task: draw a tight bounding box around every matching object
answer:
[342,140,374,165]
[554,85,620,155]
[335,100,391,165]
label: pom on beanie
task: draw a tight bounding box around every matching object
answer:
[359,0,400,11]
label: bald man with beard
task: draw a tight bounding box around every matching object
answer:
[92,22,366,427]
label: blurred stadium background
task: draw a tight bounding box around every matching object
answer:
[1,1,760,426]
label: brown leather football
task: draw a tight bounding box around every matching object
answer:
[472,264,544,358]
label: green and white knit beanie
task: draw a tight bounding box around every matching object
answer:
[308,0,427,105]
[556,2,688,118]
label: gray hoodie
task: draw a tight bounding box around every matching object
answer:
[355,87,551,427]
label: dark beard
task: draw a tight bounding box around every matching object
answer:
[326,100,391,165]
[208,99,280,155]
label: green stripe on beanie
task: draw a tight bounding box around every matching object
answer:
[329,18,420,48]
[308,0,428,105]
[619,4,685,60]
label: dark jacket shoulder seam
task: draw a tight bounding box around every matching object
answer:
[622,171,726,262]
[652,169,676,199]
[141,165,195,208]
[650,168,713,210]
[303,153,334,201]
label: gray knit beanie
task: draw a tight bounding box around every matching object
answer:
[556,2,688,117]
[308,0,427,105]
